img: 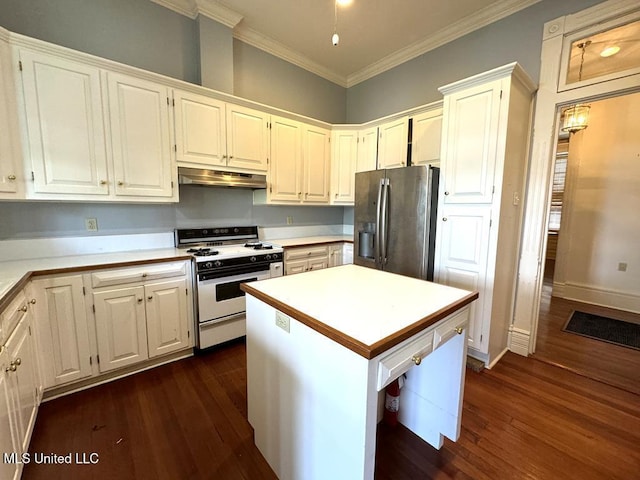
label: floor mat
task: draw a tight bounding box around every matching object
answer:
[564,310,640,350]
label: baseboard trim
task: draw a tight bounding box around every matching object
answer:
[552,281,640,314]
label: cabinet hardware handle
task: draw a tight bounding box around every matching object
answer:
[137,298,143,303]
[13,358,21,366]
[29,298,36,304]
[19,305,28,313]
[229,155,233,159]
[6,364,16,372]
[142,273,148,277]
[335,193,338,198]
[412,355,422,366]
[298,192,302,198]
[100,180,107,185]
[455,327,464,335]
[8,174,16,181]
[442,217,448,221]
[118,181,124,186]
[222,155,227,159]
[147,296,153,301]
[444,191,449,195]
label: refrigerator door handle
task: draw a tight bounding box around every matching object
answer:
[380,178,390,265]
[375,179,384,267]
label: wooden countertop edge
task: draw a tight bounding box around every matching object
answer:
[282,239,353,248]
[0,254,192,312]
[241,283,478,359]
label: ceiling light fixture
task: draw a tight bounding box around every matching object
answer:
[600,45,621,57]
[562,40,591,133]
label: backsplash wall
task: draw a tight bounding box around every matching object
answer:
[0,186,345,240]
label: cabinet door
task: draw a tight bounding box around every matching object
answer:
[357,127,378,172]
[19,49,109,195]
[0,38,20,197]
[302,125,331,204]
[32,276,92,388]
[328,244,344,267]
[284,259,307,276]
[411,110,442,167]
[269,115,302,202]
[174,90,226,167]
[107,72,174,198]
[377,117,408,169]
[145,279,190,358]
[435,206,491,351]
[308,256,329,271]
[0,348,20,480]
[331,130,357,204]
[4,315,38,454]
[440,81,501,204]
[226,104,269,172]
[94,285,148,372]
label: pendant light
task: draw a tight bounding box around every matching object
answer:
[332,0,339,46]
[561,41,591,133]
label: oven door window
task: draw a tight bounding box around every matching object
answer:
[216,277,257,302]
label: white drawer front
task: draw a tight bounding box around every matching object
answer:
[1,290,27,342]
[433,308,469,351]
[285,246,329,261]
[91,261,188,288]
[376,329,434,391]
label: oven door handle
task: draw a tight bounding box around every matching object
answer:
[200,312,245,327]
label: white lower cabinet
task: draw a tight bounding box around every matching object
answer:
[328,244,344,267]
[31,275,92,388]
[31,260,193,388]
[284,245,329,275]
[1,287,41,480]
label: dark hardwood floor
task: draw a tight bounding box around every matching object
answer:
[533,260,640,395]
[25,339,640,480]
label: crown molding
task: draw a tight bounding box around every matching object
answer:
[233,26,348,87]
[346,0,543,87]
[150,0,243,27]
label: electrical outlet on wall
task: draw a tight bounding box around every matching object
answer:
[85,218,98,232]
[286,216,293,225]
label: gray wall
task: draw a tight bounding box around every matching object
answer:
[346,0,605,123]
[233,40,346,124]
[0,188,345,239]
[0,0,200,84]
[198,16,234,93]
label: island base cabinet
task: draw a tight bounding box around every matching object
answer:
[246,295,470,480]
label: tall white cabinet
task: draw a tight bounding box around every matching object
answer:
[435,63,535,367]
[0,29,22,199]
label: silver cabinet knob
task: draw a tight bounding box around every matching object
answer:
[29,298,36,304]
[442,217,448,222]
[444,191,449,195]
[19,305,28,313]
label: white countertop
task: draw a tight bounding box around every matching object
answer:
[243,264,476,356]
[0,248,189,305]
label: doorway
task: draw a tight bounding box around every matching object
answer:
[531,92,640,394]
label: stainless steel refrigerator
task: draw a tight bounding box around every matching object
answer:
[354,165,439,280]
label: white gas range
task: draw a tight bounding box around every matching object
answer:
[175,226,283,349]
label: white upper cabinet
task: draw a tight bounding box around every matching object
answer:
[377,117,408,169]
[302,125,331,204]
[173,93,269,173]
[356,126,378,172]
[439,81,502,204]
[331,129,358,205]
[411,109,442,167]
[19,49,109,196]
[173,90,226,168]
[226,104,269,172]
[106,72,175,198]
[0,32,22,198]
[268,115,303,203]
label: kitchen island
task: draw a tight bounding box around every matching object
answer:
[241,264,478,480]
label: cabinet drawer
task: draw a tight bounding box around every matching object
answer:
[433,308,469,351]
[376,329,434,390]
[285,246,329,261]
[1,290,27,343]
[91,261,188,288]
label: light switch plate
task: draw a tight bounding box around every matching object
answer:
[275,311,290,333]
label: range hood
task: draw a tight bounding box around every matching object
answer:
[178,167,267,189]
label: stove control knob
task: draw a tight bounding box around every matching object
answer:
[265,254,272,260]
[205,262,213,269]
[203,229,208,234]
[214,261,223,267]
[234,228,239,233]
[250,256,257,262]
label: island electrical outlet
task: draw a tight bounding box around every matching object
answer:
[275,311,290,333]
[85,218,98,232]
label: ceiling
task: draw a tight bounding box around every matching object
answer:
[151,0,542,87]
